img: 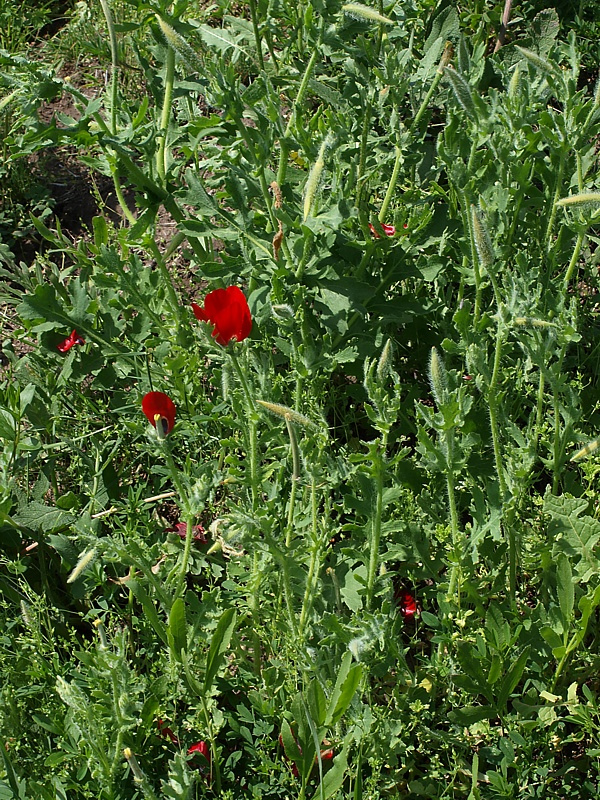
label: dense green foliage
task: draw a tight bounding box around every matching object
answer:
[2,0,600,797]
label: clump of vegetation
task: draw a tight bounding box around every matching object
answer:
[2,0,600,797]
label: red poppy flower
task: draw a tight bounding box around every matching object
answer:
[157,719,180,746]
[369,222,396,239]
[188,741,210,759]
[57,329,85,353]
[166,522,207,543]
[192,286,252,345]
[398,589,417,618]
[142,392,176,438]
[188,741,210,773]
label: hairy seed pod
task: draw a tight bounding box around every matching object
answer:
[376,339,393,384]
[257,400,318,430]
[508,64,521,99]
[571,438,600,462]
[303,134,333,221]
[341,3,394,24]
[429,347,448,407]
[471,205,494,272]
[556,193,600,208]
[67,548,97,584]
[156,16,204,74]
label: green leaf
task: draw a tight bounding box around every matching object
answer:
[280,719,302,763]
[127,579,168,645]
[197,23,248,55]
[181,170,219,215]
[497,647,530,711]
[307,680,327,728]
[168,597,187,660]
[309,737,350,800]
[204,607,236,693]
[325,652,363,727]
[13,502,74,533]
[546,494,600,581]
[448,705,495,726]
[556,552,574,625]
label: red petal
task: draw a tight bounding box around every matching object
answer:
[141,392,176,434]
[196,287,252,345]
[187,741,210,760]
[369,222,395,238]
[192,302,208,321]
[57,329,85,353]
[157,719,180,745]
[166,522,207,543]
[399,590,417,618]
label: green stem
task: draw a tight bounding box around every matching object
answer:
[144,237,180,316]
[277,41,321,186]
[464,194,482,326]
[411,69,443,132]
[161,447,195,599]
[534,370,545,455]
[200,695,222,794]
[111,169,136,226]
[249,551,263,676]
[563,230,585,294]
[545,150,565,256]
[378,146,402,223]
[355,99,372,204]
[445,429,461,603]
[248,0,265,70]
[99,0,119,135]
[229,349,260,508]
[284,416,300,548]
[488,328,507,501]
[366,436,387,610]
[298,474,320,637]
[157,46,175,184]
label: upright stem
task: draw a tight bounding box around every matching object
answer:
[157,46,176,184]
[563,230,585,295]
[378,146,402,223]
[99,0,119,135]
[445,429,461,602]
[248,0,265,70]
[464,194,482,326]
[298,474,320,637]
[200,695,222,794]
[277,40,321,187]
[355,99,373,204]
[366,436,387,609]
[545,151,565,256]
[285,416,300,547]
[229,348,262,671]
[488,328,507,501]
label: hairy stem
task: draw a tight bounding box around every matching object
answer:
[157,46,175,184]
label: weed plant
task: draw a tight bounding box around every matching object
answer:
[2,0,600,798]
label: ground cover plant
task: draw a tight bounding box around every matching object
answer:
[2,0,600,797]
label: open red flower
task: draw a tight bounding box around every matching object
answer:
[57,329,85,353]
[369,222,396,239]
[157,719,180,746]
[188,740,210,774]
[397,589,417,618]
[192,286,252,345]
[166,522,207,543]
[142,392,176,438]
